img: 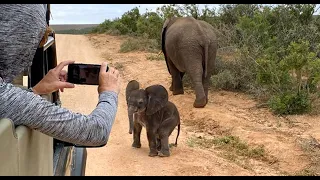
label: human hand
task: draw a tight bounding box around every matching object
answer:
[32,60,75,95]
[98,62,121,94]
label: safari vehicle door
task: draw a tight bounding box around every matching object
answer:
[0,4,87,176]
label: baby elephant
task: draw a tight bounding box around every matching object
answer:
[125,80,181,157]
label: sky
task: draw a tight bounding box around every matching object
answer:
[50,4,320,25]
[50,4,218,24]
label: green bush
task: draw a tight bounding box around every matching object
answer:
[137,12,163,46]
[111,20,130,35]
[119,7,140,33]
[268,91,311,115]
[255,40,320,114]
[211,69,239,90]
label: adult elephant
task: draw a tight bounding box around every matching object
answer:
[161,16,218,108]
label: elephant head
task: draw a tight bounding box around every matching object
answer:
[145,84,169,115]
[127,83,168,115]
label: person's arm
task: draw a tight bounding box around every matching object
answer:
[0,82,118,146]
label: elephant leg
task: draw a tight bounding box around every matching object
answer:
[158,117,177,157]
[147,129,158,157]
[187,69,206,108]
[156,138,161,152]
[158,136,170,157]
[169,72,184,92]
[167,58,184,95]
[203,76,210,104]
[180,50,206,108]
[132,122,142,148]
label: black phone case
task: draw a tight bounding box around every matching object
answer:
[67,63,108,85]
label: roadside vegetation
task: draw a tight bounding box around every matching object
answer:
[91,4,320,115]
[55,27,95,34]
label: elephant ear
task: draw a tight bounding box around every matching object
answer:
[161,18,170,75]
[161,18,171,38]
[125,80,140,103]
[161,18,170,41]
[145,85,168,115]
[161,17,178,75]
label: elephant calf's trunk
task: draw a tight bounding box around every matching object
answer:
[129,118,133,134]
[128,108,134,134]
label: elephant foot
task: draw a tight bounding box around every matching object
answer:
[148,150,158,157]
[193,97,207,108]
[172,89,184,95]
[169,85,173,91]
[158,150,170,157]
[132,142,141,148]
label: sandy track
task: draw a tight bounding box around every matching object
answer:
[55,34,320,176]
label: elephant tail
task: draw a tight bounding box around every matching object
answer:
[204,42,209,78]
[174,123,180,147]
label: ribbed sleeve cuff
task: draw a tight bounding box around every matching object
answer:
[98,91,118,103]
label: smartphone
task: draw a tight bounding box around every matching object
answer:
[67,63,109,85]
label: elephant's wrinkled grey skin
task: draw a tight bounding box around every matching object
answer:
[161,16,218,108]
[125,80,181,157]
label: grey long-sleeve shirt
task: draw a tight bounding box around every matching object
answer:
[0,78,118,146]
[0,4,118,147]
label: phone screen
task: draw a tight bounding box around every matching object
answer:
[67,63,108,85]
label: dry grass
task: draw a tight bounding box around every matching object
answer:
[185,114,279,170]
[119,37,159,53]
[293,136,320,176]
[146,53,164,61]
[187,135,278,170]
[183,116,221,135]
[110,62,124,71]
[188,135,277,162]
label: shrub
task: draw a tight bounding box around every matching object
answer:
[211,69,239,90]
[268,91,311,115]
[137,12,163,46]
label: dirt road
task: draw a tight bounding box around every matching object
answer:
[56,34,320,176]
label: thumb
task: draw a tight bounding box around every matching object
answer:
[57,82,75,89]
[100,62,108,74]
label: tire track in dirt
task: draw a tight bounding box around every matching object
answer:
[56,34,320,176]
